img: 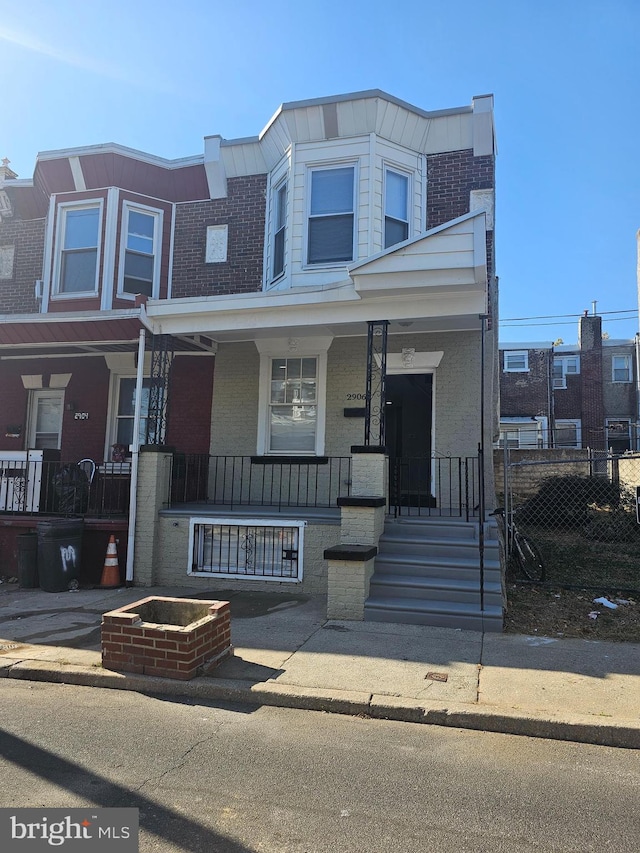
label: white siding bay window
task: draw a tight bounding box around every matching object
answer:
[54,203,102,295]
[118,203,162,298]
[256,337,331,456]
[307,165,355,265]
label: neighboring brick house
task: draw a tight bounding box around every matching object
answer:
[0,91,499,628]
[499,313,638,452]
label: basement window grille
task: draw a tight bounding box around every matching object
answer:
[188,517,305,582]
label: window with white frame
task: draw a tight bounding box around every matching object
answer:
[268,357,318,452]
[55,204,101,294]
[256,337,330,456]
[384,168,409,249]
[503,351,529,372]
[119,204,161,298]
[307,165,355,265]
[554,419,581,448]
[553,355,579,389]
[272,181,287,280]
[612,354,632,383]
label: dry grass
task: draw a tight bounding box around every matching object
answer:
[504,583,640,642]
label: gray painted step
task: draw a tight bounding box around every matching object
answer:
[364,596,503,632]
[366,516,505,632]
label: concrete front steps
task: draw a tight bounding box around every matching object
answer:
[364,517,504,632]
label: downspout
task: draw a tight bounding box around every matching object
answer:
[478,314,488,618]
[125,328,146,584]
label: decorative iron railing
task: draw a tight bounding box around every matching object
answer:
[0,458,130,517]
[170,455,352,510]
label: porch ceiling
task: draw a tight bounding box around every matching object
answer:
[0,311,210,358]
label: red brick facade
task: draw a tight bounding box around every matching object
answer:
[500,349,552,418]
[171,175,267,298]
[166,355,215,453]
[0,216,46,314]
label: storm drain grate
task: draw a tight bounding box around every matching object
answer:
[425,671,448,682]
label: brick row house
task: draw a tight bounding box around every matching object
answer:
[0,90,502,630]
[499,313,639,452]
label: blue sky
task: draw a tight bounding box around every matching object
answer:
[1,0,638,344]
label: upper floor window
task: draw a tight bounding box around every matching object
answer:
[56,204,101,294]
[272,181,287,280]
[503,351,528,372]
[612,355,632,383]
[119,204,161,298]
[307,165,355,265]
[384,168,409,249]
[553,355,579,389]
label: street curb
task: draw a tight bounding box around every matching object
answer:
[6,660,640,750]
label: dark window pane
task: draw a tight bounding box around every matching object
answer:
[384,217,409,249]
[273,228,284,278]
[61,249,97,292]
[308,214,353,263]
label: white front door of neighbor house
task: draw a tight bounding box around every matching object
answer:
[28,390,64,449]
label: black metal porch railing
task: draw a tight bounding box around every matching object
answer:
[390,455,480,519]
[170,455,352,510]
[0,459,130,517]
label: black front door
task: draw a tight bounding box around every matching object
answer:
[386,374,434,507]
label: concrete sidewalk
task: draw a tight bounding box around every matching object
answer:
[1,585,639,748]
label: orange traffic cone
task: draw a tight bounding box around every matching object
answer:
[100,535,121,588]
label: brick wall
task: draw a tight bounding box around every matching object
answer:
[500,349,551,418]
[171,175,267,298]
[579,315,604,449]
[0,216,45,313]
[427,149,495,278]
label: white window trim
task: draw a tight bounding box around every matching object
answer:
[611,355,632,383]
[117,200,163,300]
[303,161,358,269]
[255,336,332,455]
[554,418,582,448]
[383,164,411,249]
[27,389,65,450]
[51,199,103,299]
[503,351,529,373]
[553,355,580,389]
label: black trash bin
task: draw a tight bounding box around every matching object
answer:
[17,532,38,588]
[36,519,84,592]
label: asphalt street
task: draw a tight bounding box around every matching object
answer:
[1,680,639,852]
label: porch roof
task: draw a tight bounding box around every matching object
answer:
[0,309,212,358]
[145,212,490,343]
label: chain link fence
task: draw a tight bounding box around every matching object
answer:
[500,450,640,593]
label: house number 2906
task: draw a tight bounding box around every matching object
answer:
[346,394,366,400]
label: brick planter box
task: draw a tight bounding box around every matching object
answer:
[102,596,232,680]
